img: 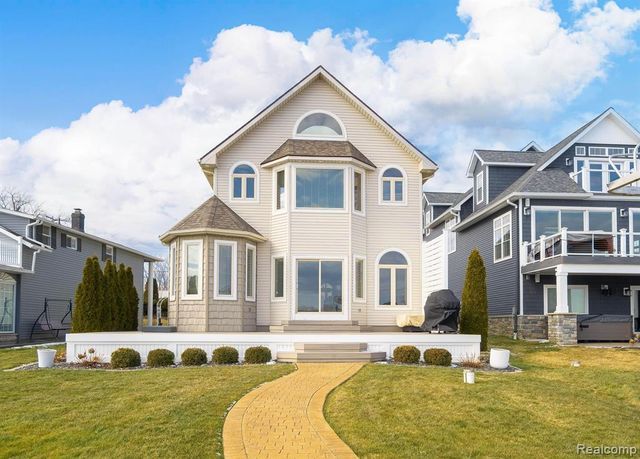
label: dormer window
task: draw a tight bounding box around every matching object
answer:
[231,163,257,200]
[294,111,345,139]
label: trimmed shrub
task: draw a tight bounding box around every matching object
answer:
[460,248,489,351]
[181,348,208,366]
[424,348,452,366]
[393,345,420,364]
[147,349,175,367]
[212,346,238,365]
[244,346,272,364]
[111,348,141,369]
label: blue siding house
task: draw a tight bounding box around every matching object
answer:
[0,207,161,344]
[423,108,640,344]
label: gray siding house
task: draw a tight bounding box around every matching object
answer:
[423,108,640,344]
[0,208,161,344]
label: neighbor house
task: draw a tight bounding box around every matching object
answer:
[0,207,161,344]
[424,108,640,344]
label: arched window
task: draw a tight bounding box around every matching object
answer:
[231,163,257,200]
[294,112,345,139]
[380,167,406,204]
[377,250,408,307]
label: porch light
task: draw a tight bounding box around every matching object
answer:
[523,207,531,216]
[600,284,610,295]
[565,158,573,166]
[623,287,631,297]
[620,208,628,218]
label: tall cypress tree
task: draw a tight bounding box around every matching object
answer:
[126,267,139,330]
[115,263,129,330]
[460,248,489,351]
[103,260,119,331]
[73,256,105,332]
[72,258,92,332]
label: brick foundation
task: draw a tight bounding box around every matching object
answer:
[517,315,548,340]
[548,314,578,345]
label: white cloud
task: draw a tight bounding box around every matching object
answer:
[571,0,598,13]
[2,0,640,252]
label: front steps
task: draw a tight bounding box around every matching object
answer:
[269,320,361,333]
[277,342,387,363]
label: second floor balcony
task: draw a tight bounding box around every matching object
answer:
[522,228,637,267]
[0,235,22,268]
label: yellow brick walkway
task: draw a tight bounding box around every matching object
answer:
[223,363,363,458]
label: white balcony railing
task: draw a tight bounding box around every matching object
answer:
[0,237,21,267]
[521,228,635,265]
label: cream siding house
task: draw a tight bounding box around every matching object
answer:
[160,66,437,332]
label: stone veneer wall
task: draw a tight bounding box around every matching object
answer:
[547,313,577,345]
[488,315,514,337]
[517,315,548,340]
[489,315,549,339]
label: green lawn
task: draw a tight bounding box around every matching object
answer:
[0,345,64,370]
[0,348,292,458]
[325,337,640,458]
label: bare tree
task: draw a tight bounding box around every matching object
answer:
[144,259,169,291]
[0,187,44,215]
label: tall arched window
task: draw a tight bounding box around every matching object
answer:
[231,163,257,200]
[294,111,345,139]
[380,166,406,204]
[377,250,408,307]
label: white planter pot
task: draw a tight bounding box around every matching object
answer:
[463,369,475,384]
[489,348,510,369]
[37,349,57,368]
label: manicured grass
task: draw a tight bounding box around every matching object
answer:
[0,348,292,457]
[0,345,64,370]
[326,337,640,458]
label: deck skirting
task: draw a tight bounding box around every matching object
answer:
[65,331,481,363]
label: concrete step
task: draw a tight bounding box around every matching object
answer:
[294,342,367,352]
[277,351,387,363]
[282,320,360,326]
[270,322,361,333]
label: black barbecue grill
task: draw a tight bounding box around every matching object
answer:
[403,289,460,333]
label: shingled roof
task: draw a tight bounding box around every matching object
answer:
[474,150,544,164]
[261,139,376,168]
[423,191,465,205]
[160,196,264,242]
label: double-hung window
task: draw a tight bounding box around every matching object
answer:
[445,218,456,253]
[493,212,512,262]
[41,225,52,246]
[182,240,203,299]
[246,244,256,301]
[273,256,285,300]
[354,256,365,302]
[295,167,344,209]
[66,235,78,251]
[475,171,484,204]
[214,241,237,300]
[275,169,286,211]
[353,170,364,213]
[169,242,176,300]
[544,285,588,314]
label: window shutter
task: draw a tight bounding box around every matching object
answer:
[101,244,106,261]
[113,247,117,263]
[77,238,82,252]
[61,233,67,248]
[35,225,43,242]
[51,227,57,249]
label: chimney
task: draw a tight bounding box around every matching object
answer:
[71,208,85,232]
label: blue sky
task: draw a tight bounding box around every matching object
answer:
[3,0,639,140]
[1,0,640,254]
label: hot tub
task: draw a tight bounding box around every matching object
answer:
[577,315,633,342]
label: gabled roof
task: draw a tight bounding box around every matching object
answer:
[261,139,376,168]
[0,208,161,261]
[521,141,543,152]
[160,196,264,243]
[536,107,640,171]
[466,149,543,177]
[423,191,464,206]
[198,66,436,174]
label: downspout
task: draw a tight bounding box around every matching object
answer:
[507,199,519,339]
[25,219,43,245]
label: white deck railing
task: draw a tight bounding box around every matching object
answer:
[521,228,636,265]
[0,237,21,267]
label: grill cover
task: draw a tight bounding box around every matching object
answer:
[424,289,460,332]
